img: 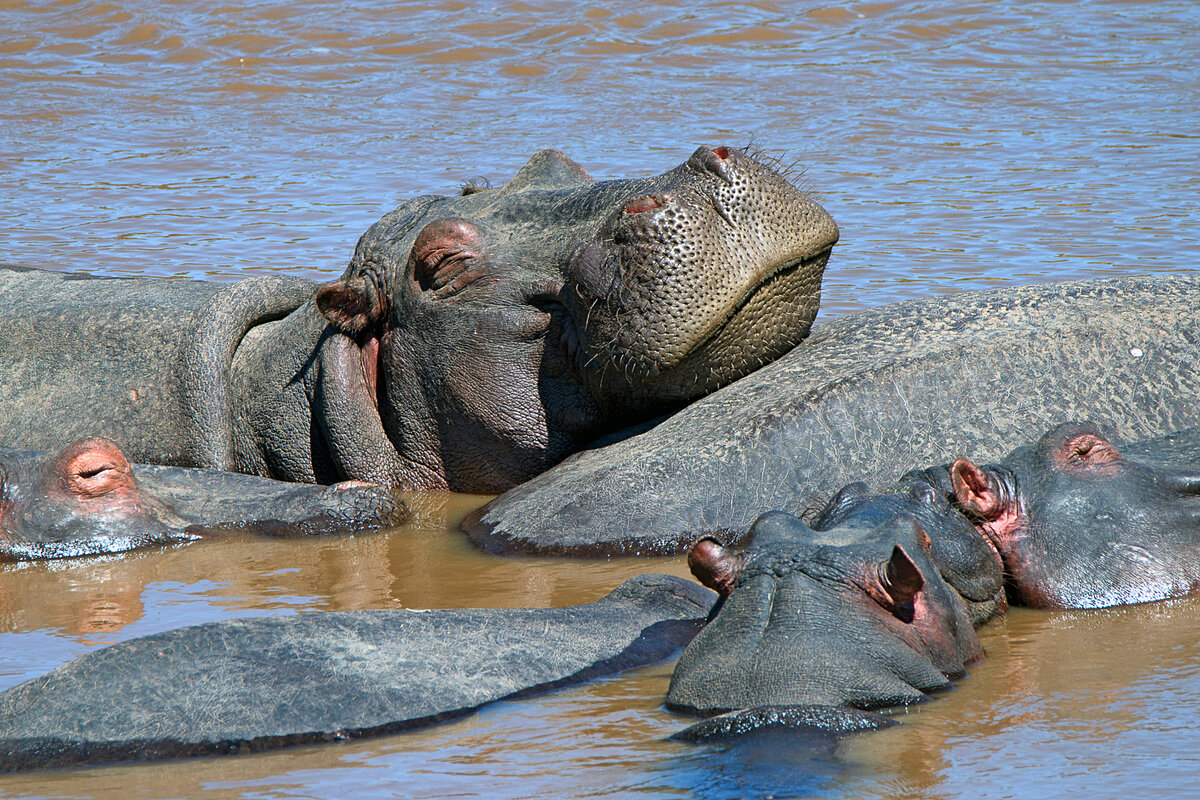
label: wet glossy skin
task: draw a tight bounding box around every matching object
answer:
[666,500,1001,733]
[950,423,1200,609]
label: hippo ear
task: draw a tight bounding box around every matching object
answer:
[687,536,745,597]
[880,544,925,624]
[57,438,137,499]
[950,458,1004,521]
[316,274,388,337]
[503,149,593,193]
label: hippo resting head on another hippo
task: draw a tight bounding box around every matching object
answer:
[0,438,407,561]
[666,485,1004,741]
[299,146,838,490]
[0,147,836,493]
[937,422,1200,609]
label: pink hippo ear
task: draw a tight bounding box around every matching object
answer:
[687,536,746,598]
[56,438,137,499]
[315,273,389,337]
[879,544,925,623]
[951,457,1005,521]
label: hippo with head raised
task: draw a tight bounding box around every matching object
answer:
[0,147,837,492]
[0,438,407,561]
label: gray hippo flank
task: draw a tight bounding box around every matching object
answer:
[0,574,715,772]
[0,147,837,493]
[0,438,408,561]
[465,273,1200,555]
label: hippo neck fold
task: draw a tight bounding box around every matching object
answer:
[228,300,436,488]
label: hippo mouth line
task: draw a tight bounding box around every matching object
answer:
[682,247,832,365]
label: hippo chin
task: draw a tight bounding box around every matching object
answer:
[943,422,1200,609]
[0,438,407,561]
[0,147,837,493]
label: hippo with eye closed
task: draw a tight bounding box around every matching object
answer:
[940,422,1200,608]
[0,147,837,492]
[666,422,1200,742]
[0,438,407,561]
[665,486,1004,741]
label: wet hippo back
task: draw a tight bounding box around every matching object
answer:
[0,266,314,468]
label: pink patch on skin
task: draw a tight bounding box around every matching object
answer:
[361,336,380,411]
[624,194,665,214]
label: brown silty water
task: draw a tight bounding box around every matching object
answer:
[1,1,1199,798]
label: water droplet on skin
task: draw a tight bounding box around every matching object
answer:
[1130,348,1143,357]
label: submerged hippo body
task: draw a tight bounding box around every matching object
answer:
[0,148,836,493]
[0,438,407,561]
[466,274,1200,555]
[0,574,715,771]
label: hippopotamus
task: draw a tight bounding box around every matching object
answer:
[938,422,1200,609]
[664,421,1200,742]
[465,273,1200,555]
[0,574,714,772]
[665,483,1004,741]
[0,147,837,493]
[0,437,408,561]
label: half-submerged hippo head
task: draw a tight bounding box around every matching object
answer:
[0,439,409,562]
[0,439,198,561]
[950,422,1200,608]
[311,147,839,492]
[666,505,990,724]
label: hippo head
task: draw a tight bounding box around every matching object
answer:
[311,147,839,491]
[0,439,199,561]
[950,422,1200,608]
[666,506,987,718]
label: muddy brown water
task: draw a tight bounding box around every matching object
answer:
[1,1,1199,798]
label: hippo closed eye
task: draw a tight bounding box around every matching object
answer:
[0,438,408,561]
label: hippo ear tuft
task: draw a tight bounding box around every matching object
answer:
[881,544,924,623]
[687,536,745,597]
[950,458,1003,521]
[316,276,387,337]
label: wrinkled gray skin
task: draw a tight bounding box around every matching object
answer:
[466,274,1200,554]
[0,574,715,772]
[941,422,1200,609]
[666,493,1003,741]
[0,147,837,493]
[0,437,408,561]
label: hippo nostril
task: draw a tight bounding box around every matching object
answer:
[687,146,734,184]
[624,194,666,215]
